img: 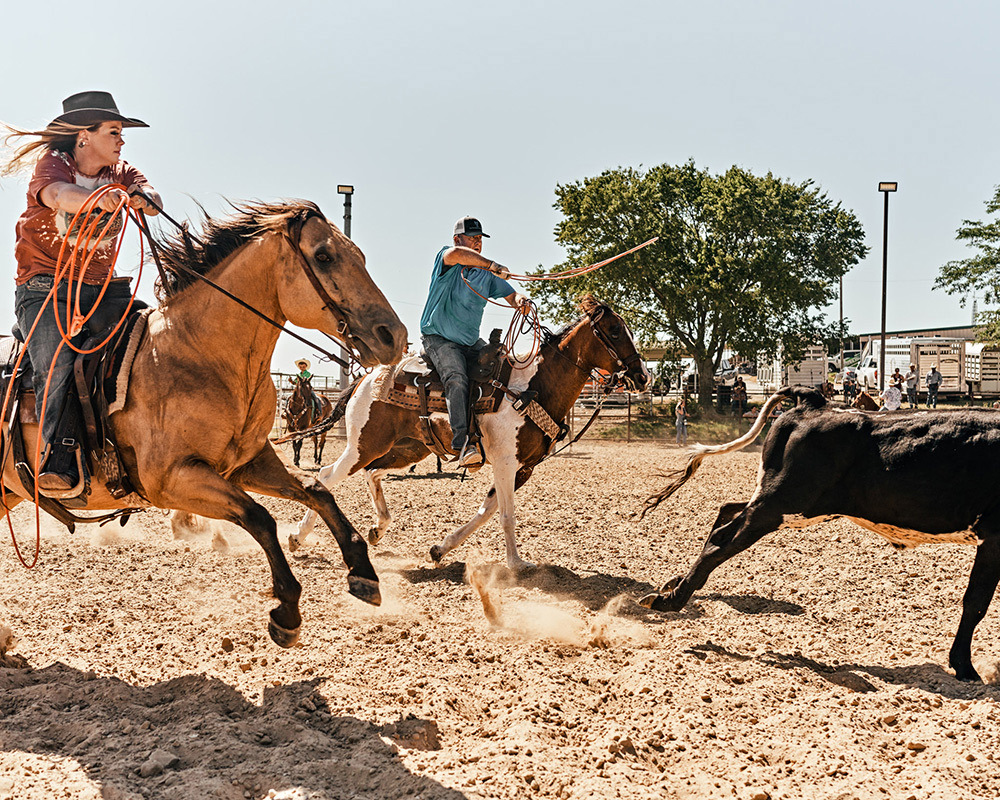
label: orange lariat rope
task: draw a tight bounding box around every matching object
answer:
[2,184,144,567]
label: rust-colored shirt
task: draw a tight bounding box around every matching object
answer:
[14,149,150,285]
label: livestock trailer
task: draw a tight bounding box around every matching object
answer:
[964,343,1000,397]
[757,345,828,392]
[857,337,966,394]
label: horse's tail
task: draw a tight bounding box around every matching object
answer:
[640,388,813,518]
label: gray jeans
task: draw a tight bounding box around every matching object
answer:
[14,274,132,447]
[421,334,475,451]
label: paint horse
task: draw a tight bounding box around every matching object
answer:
[2,201,406,648]
[284,375,334,467]
[289,296,648,569]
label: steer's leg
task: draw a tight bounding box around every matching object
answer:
[949,535,1000,682]
[641,499,780,612]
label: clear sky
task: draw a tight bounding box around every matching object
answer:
[2,0,998,376]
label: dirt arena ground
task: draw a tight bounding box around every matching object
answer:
[1,439,998,800]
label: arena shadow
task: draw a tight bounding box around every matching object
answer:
[698,592,805,616]
[681,640,1000,700]
[0,656,469,799]
[398,561,704,621]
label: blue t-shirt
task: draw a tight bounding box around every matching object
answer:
[419,246,515,346]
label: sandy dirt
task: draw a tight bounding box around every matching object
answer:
[1,439,999,800]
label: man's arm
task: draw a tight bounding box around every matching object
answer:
[442,246,510,277]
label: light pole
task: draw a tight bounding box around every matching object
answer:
[877,181,897,393]
[337,185,354,390]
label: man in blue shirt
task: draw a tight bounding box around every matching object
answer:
[420,216,530,468]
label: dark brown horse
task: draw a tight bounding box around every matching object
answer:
[284,376,334,467]
[2,200,407,648]
[290,296,648,569]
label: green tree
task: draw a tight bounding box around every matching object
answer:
[936,185,1000,343]
[531,161,867,405]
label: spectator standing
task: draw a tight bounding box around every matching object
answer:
[731,376,748,416]
[675,397,689,446]
[926,365,943,408]
[891,368,904,389]
[904,363,918,409]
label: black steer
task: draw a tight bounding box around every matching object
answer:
[640,386,1000,682]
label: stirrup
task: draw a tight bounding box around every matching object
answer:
[457,437,485,471]
[37,444,87,500]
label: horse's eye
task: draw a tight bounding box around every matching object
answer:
[610,325,622,339]
[315,250,332,263]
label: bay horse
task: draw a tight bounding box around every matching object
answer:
[2,201,406,647]
[284,375,334,467]
[289,296,648,569]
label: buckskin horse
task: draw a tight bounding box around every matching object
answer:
[284,375,334,467]
[1,201,406,647]
[289,296,648,570]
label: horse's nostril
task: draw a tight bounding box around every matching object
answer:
[375,324,395,347]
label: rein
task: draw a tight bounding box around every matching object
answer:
[130,192,354,370]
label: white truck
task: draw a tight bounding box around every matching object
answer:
[856,337,966,394]
[757,344,829,392]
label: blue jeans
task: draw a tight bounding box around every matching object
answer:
[926,385,939,408]
[676,418,688,445]
[421,334,474,451]
[14,274,132,448]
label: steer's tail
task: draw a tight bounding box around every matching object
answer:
[640,388,811,518]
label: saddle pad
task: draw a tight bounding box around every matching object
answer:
[107,308,154,414]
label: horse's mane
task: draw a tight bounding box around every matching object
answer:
[152,199,322,301]
[540,294,608,348]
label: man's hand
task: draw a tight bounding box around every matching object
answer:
[512,293,532,312]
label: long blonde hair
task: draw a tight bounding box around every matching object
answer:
[1,121,93,177]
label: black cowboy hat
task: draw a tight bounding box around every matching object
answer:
[50,91,148,129]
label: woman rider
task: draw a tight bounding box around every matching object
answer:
[2,91,161,497]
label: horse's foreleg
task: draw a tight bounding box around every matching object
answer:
[291,441,361,551]
[157,462,301,647]
[495,462,534,571]
[232,446,380,608]
[430,486,499,564]
[364,468,392,545]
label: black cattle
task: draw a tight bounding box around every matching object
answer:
[639,386,1000,682]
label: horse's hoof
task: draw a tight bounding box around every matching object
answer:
[367,526,382,546]
[659,576,683,594]
[348,576,381,607]
[430,544,444,563]
[638,592,683,613]
[268,616,300,648]
[509,559,536,573]
[288,533,302,552]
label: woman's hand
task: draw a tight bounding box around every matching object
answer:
[97,187,129,214]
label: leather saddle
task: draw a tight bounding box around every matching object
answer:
[381,329,513,457]
[0,307,149,520]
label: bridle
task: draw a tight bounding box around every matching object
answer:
[285,211,359,355]
[584,305,644,390]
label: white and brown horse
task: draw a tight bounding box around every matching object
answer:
[2,201,406,647]
[284,376,334,467]
[289,296,648,569]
